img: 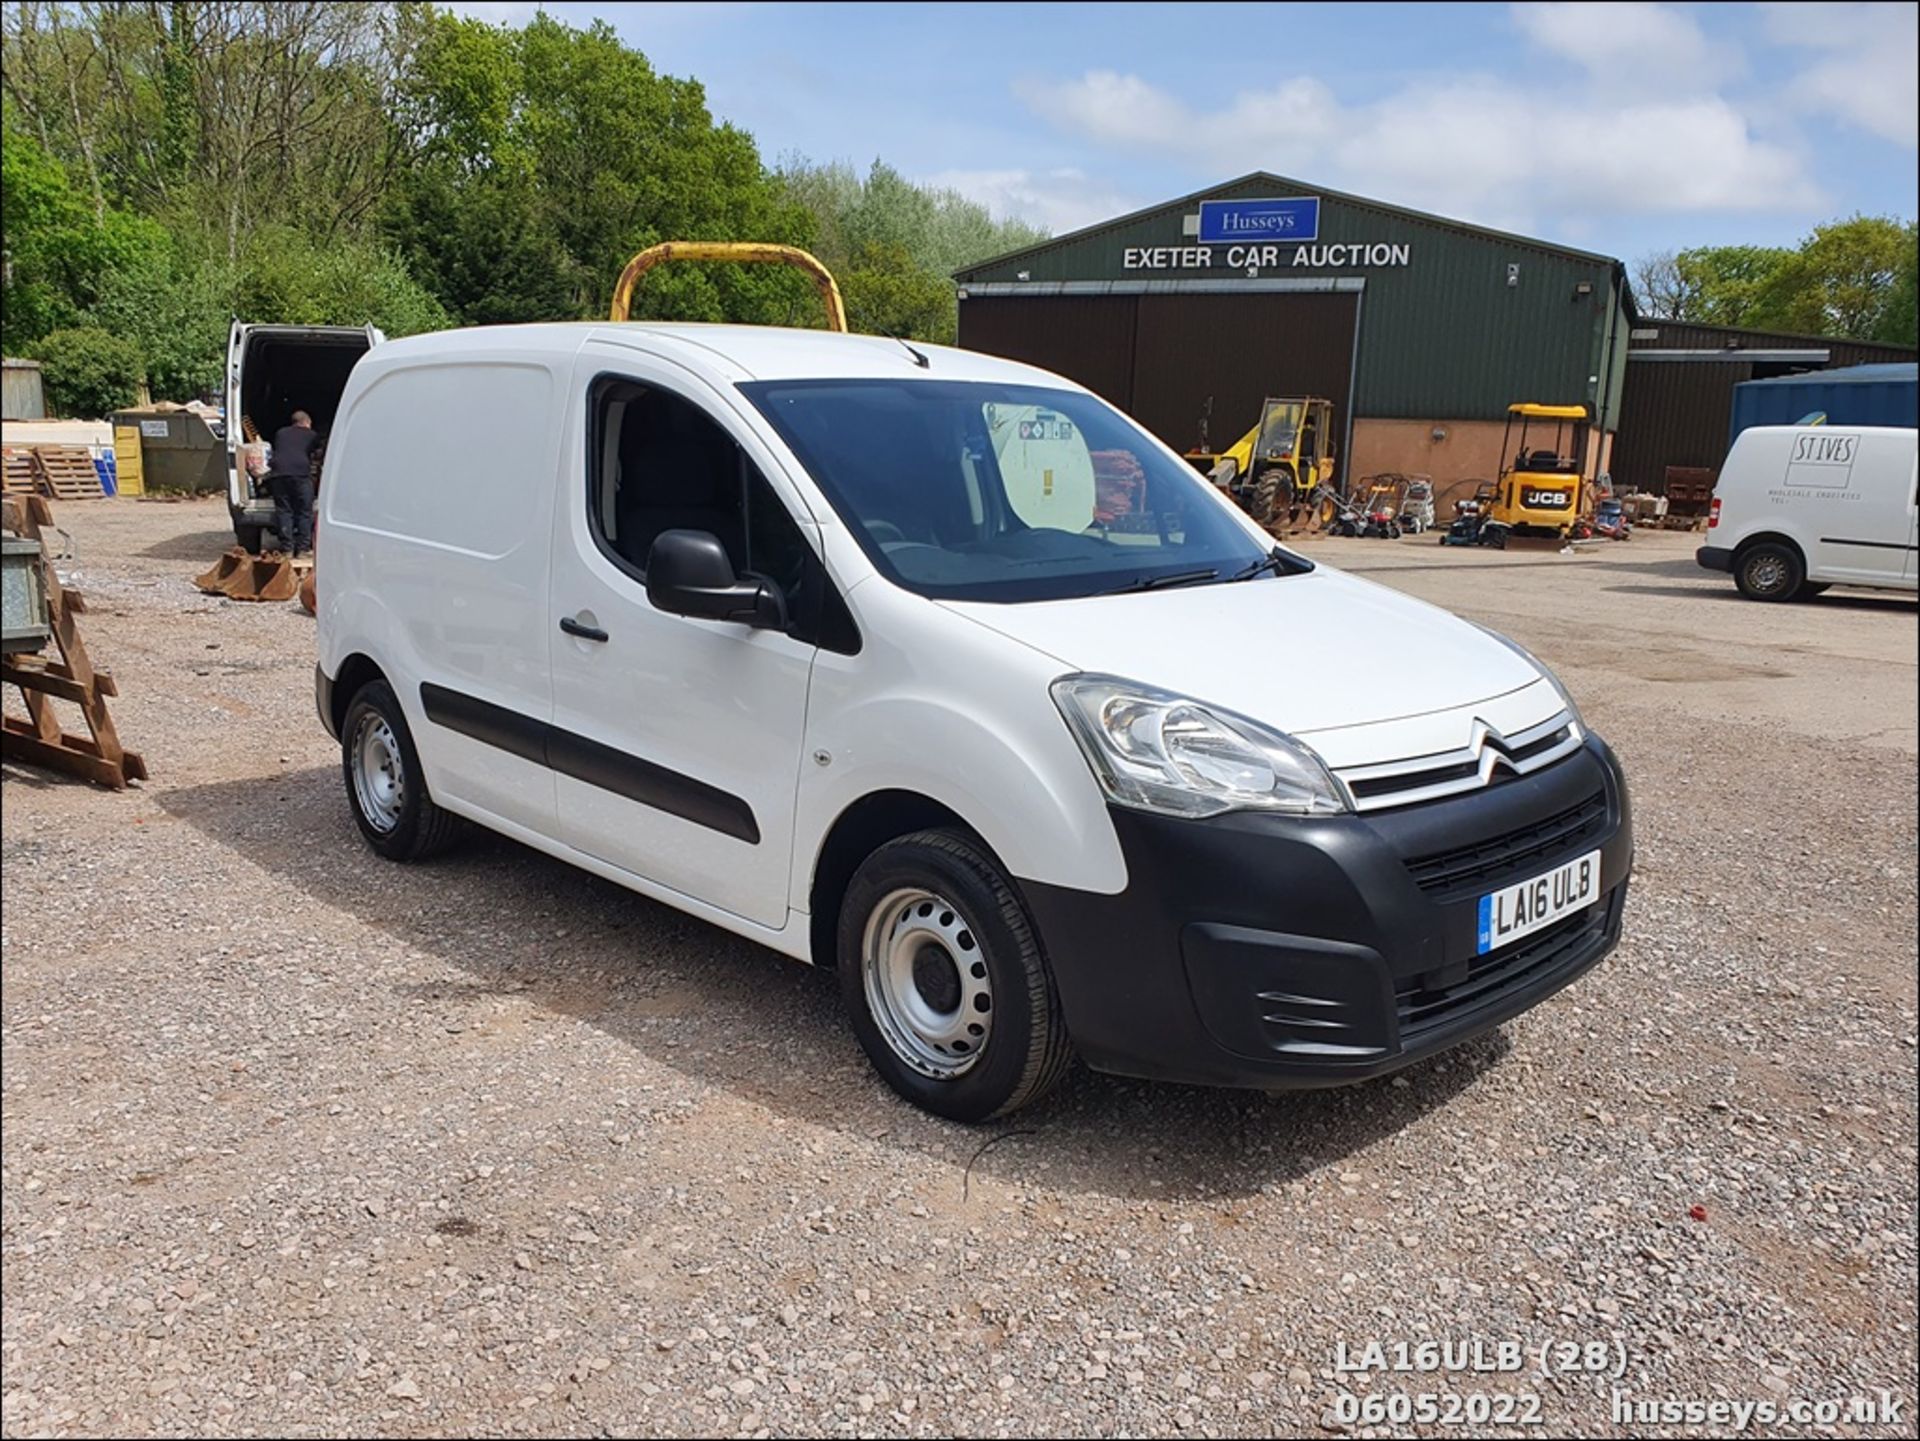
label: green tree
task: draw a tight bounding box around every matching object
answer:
[842,243,959,342]
[776,158,1046,341]
[1672,245,1794,327]
[1638,219,1918,341]
[386,11,816,327]
[0,122,171,351]
[1752,216,1916,341]
[1873,234,1918,347]
[31,326,145,417]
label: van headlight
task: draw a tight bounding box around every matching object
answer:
[1051,675,1348,818]
[1475,626,1585,731]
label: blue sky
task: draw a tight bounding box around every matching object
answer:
[450,1,1918,262]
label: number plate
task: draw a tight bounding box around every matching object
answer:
[1476,849,1601,955]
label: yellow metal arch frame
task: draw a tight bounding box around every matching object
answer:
[608,242,848,333]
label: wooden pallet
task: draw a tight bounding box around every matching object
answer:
[30,445,105,500]
[0,494,146,789]
[2,448,41,495]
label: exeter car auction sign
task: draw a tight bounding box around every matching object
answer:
[1121,241,1412,271]
[1121,197,1412,273]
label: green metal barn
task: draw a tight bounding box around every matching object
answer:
[953,172,1634,504]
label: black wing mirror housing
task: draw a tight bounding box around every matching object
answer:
[645,529,785,629]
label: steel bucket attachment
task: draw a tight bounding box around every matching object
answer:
[194,546,298,602]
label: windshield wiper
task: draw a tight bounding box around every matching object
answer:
[1104,566,1219,595]
[1229,550,1292,581]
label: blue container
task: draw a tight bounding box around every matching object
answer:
[1729,362,1918,443]
[94,450,118,497]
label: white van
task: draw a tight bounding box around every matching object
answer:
[224,321,383,551]
[314,324,1633,1120]
[1697,424,1918,600]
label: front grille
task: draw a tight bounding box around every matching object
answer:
[1333,712,1584,812]
[1396,902,1608,1043]
[1404,788,1608,899]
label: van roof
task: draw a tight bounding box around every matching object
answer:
[366,322,1080,388]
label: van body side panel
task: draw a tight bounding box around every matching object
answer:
[321,354,565,830]
[792,581,1131,914]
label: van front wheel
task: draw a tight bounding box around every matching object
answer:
[340,679,463,861]
[1735,542,1803,601]
[839,829,1072,1122]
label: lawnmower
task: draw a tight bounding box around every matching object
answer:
[1439,483,1508,548]
[1398,476,1435,534]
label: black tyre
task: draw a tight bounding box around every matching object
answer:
[838,829,1071,1122]
[235,523,267,555]
[1244,466,1286,525]
[1735,542,1803,602]
[340,679,463,861]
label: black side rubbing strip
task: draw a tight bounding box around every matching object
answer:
[1819,537,1918,552]
[421,683,548,768]
[545,729,760,844]
[419,682,760,845]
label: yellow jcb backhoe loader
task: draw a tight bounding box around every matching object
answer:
[1188,396,1338,532]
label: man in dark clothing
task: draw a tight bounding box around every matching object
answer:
[267,410,323,556]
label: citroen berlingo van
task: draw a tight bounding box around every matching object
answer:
[313,323,1633,1120]
[224,320,384,552]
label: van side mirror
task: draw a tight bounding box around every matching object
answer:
[645,528,785,629]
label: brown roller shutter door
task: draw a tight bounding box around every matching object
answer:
[958,292,1359,455]
[954,295,1137,411]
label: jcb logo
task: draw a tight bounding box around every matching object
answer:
[1789,433,1856,466]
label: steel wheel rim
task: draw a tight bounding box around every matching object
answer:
[861,887,993,1080]
[352,713,405,833]
[1745,553,1788,594]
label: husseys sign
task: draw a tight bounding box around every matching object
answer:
[1121,196,1412,273]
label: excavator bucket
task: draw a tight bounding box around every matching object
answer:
[193,546,299,602]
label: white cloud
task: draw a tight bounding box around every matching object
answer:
[1511,1,1741,88]
[922,167,1145,235]
[1762,1,1919,148]
[1014,58,1824,236]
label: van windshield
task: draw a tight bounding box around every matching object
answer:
[741,379,1278,602]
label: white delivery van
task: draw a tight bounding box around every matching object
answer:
[225,321,384,551]
[314,324,1633,1120]
[1697,425,1918,600]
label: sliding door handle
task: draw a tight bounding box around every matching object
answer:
[559,615,609,642]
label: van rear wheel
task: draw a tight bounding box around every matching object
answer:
[340,679,463,861]
[1735,542,1803,602]
[839,829,1071,1122]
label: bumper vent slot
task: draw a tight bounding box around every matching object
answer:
[1404,788,1608,899]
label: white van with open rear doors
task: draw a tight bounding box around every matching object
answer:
[1697,424,1918,600]
[224,320,383,552]
[314,323,1633,1120]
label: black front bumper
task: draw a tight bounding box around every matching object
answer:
[1021,734,1633,1089]
[1696,544,1734,573]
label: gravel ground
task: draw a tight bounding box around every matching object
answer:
[4,498,1915,1438]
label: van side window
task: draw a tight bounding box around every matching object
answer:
[588,377,857,653]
